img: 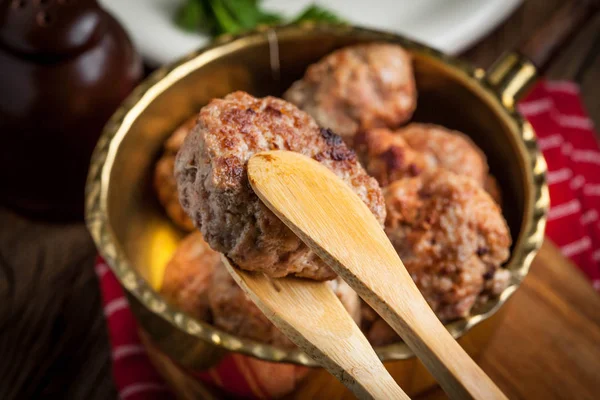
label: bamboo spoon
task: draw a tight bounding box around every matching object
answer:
[222,257,409,400]
[246,150,508,400]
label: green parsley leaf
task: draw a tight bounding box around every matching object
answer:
[175,1,343,37]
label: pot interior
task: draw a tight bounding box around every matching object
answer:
[104,26,530,345]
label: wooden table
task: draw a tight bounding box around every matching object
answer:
[417,242,600,400]
[1,1,599,399]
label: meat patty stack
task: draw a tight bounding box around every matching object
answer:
[153,42,511,348]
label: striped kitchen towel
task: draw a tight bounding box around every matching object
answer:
[519,80,600,288]
[95,260,308,400]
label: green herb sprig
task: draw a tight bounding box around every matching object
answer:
[175,1,344,36]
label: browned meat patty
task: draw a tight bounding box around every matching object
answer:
[160,231,218,321]
[484,174,502,205]
[354,128,426,187]
[154,116,197,231]
[175,91,385,280]
[355,124,488,188]
[161,231,361,348]
[284,43,416,145]
[361,170,511,346]
[362,307,400,347]
[384,169,511,322]
[209,262,362,349]
[209,262,296,348]
[359,302,399,347]
[364,264,511,347]
[398,123,488,186]
[327,277,362,324]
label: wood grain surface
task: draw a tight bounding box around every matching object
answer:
[417,241,600,400]
[518,0,598,71]
[0,0,599,399]
[0,206,116,399]
[464,0,600,123]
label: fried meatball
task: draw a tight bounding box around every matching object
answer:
[175,91,385,280]
[209,263,295,348]
[154,116,197,231]
[160,231,361,348]
[485,174,502,205]
[367,318,398,347]
[209,263,362,349]
[479,268,511,305]
[358,302,394,346]
[327,276,362,323]
[354,128,426,186]
[160,232,218,321]
[384,169,511,321]
[362,266,513,347]
[398,123,488,186]
[284,43,416,145]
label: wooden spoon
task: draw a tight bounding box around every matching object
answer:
[247,150,508,400]
[222,257,409,400]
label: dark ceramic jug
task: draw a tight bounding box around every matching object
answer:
[0,0,142,220]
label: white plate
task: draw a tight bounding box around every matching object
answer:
[100,0,522,66]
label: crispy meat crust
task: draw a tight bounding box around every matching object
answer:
[154,116,197,231]
[398,123,488,186]
[160,232,218,321]
[354,128,426,186]
[284,43,416,145]
[384,170,511,321]
[175,91,385,280]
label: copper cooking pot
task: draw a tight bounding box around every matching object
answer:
[85,2,595,398]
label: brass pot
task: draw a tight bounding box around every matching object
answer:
[86,24,548,397]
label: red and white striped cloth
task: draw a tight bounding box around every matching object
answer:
[95,261,174,400]
[95,259,308,400]
[95,80,600,400]
[519,80,600,287]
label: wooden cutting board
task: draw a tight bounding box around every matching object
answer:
[146,240,600,400]
[418,240,600,400]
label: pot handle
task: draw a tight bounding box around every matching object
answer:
[486,0,599,107]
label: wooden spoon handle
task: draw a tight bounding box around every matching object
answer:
[222,257,409,400]
[248,151,507,400]
[356,270,507,400]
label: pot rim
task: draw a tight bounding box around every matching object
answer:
[85,23,548,366]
